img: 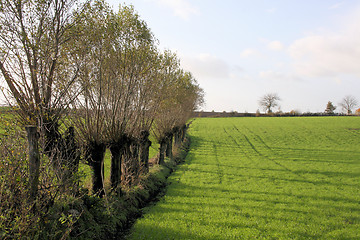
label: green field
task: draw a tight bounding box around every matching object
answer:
[128,117,360,239]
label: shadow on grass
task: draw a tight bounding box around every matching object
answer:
[127,132,360,239]
[128,179,360,239]
[184,157,360,189]
[167,180,360,208]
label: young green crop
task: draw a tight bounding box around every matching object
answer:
[128,117,360,240]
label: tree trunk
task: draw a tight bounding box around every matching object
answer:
[158,138,167,165]
[42,119,80,189]
[131,142,139,178]
[109,141,123,195]
[173,126,180,147]
[62,126,80,193]
[165,133,173,160]
[181,124,188,142]
[139,130,151,174]
[43,119,60,153]
[87,142,106,197]
[122,138,139,187]
[63,127,80,177]
[26,126,40,201]
[42,118,61,168]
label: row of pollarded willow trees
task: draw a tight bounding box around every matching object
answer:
[0,0,203,198]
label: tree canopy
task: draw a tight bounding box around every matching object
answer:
[258,93,281,114]
[325,101,336,115]
[339,95,358,115]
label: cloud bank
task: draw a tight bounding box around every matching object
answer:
[288,7,360,79]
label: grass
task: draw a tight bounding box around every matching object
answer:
[128,117,360,240]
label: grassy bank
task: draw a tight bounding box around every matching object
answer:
[128,117,360,239]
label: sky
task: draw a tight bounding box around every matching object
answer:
[2,0,359,113]
[105,0,360,113]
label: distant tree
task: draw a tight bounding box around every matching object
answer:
[275,107,283,115]
[325,101,336,115]
[259,93,281,114]
[289,110,300,116]
[256,109,261,117]
[339,95,358,115]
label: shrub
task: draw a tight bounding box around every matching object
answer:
[0,115,82,239]
[0,118,40,238]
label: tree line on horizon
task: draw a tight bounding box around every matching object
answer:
[202,93,360,116]
[258,93,359,115]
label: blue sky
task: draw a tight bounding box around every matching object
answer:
[108,0,359,113]
[34,0,360,113]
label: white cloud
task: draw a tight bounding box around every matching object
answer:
[149,0,199,20]
[289,34,360,78]
[288,7,360,79]
[181,53,231,80]
[240,48,262,58]
[267,41,284,51]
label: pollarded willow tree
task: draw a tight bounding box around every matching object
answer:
[152,51,204,165]
[67,0,125,197]
[164,70,203,160]
[151,51,181,165]
[0,0,85,199]
[172,70,204,146]
[102,5,160,190]
[68,0,166,194]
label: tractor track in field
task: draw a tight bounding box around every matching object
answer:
[224,125,334,188]
[223,127,252,161]
[211,141,223,184]
[241,126,272,150]
[237,125,356,200]
[230,124,309,181]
